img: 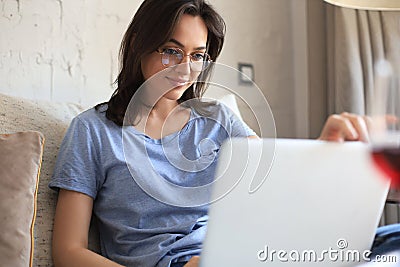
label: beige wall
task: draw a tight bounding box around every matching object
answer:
[211,0,296,137]
[0,0,308,138]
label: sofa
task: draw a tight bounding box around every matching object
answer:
[0,91,243,267]
[0,92,101,267]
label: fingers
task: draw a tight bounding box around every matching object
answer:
[386,114,399,124]
[319,112,370,143]
[340,112,370,142]
[319,112,400,143]
[363,115,373,133]
[183,256,200,267]
[363,114,397,132]
[319,114,357,142]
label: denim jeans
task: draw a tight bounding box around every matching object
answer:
[370,223,400,258]
[170,262,187,267]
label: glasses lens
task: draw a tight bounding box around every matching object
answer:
[190,53,211,72]
[160,48,211,71]
[190,61,205,72]
[162,55,170,66]
[161,48,183,67]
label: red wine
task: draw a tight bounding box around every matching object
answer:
[372,147,400,188]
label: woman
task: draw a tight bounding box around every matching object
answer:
[49,0,369,266]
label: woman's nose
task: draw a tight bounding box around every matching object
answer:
[174,57,191,75]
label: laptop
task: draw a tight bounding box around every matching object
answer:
[200,138,390,267]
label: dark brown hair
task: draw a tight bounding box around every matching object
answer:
[96,0,226,126]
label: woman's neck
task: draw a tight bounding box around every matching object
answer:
[133,98,191,140]
[149,98,180,120]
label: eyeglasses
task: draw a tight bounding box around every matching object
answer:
[157,47,212,72]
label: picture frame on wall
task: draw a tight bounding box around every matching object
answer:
[238,63,255,85]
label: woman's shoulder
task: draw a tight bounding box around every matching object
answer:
[72,104,114,130]
[74,107,102,122]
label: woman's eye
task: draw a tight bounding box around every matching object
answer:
[192,53,205,61]
[164,48,180,56]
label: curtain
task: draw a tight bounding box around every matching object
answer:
[326,4,400,115]
[325,3,400,225]
[325,0,400,11]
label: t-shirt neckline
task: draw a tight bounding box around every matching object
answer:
[128,108,195,145]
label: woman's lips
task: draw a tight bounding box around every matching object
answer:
[166,77,189,87]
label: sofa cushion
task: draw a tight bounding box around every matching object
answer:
[0,131,44,267]
[0,93,87,266]
[203,89,243,120]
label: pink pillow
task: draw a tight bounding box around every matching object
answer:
[0,131,44,267]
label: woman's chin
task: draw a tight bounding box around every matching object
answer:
[163,83,192,100]
[163,88,188,100]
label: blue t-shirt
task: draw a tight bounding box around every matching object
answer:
[49,101,255,267]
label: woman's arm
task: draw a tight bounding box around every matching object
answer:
[52,189,124,267]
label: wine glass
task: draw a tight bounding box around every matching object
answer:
[369,60,400,189]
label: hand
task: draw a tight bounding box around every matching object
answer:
[318,112,370,143]
[183,256,200,267]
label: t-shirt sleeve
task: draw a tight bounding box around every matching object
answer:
[49,116,103,199]
[224,104,257,138]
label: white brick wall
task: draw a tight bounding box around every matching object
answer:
[0,0,139,106]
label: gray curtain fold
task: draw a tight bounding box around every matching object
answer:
[325,4,400,226]
[326,4,400,115]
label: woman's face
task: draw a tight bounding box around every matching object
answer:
[141,14,208,101]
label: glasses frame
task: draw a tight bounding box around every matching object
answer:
[156,47,212,72]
